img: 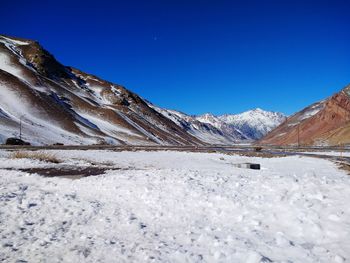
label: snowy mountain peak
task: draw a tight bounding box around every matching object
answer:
[218,109,287,140]
[195,113,221,128]
[222,108,284,120]
[194,108,287,141]
[197,113,217,121]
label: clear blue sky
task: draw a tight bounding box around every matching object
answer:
[1,0,349,115]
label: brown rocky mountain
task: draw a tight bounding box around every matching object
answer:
[259,84,350,146]
[0,34,204,145]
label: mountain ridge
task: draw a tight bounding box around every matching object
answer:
[259,84,350,146]
[150,104,286,144]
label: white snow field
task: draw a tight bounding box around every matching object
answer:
[0,150,349,262]
[295,151,350,158]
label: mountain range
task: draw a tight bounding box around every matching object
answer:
[2,34,349,147]
[149,104,286,145]
[0,35,285,146]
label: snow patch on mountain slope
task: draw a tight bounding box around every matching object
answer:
[0,52,26,82]
[0,36,30,46]
[0,107,10,119]
[298,102,325,121]
[286,102,326,128]
[117,112,164,145]
[76,111,141,138]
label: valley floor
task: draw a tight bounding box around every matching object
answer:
[0,150,349,262]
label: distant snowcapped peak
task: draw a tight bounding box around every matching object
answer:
[182,108,286,141]
[199,113,216,118]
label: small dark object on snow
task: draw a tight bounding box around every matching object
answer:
[234,163,261,170]
[53,143,64,146]
[249,163,261,170]
[5,137,30,145]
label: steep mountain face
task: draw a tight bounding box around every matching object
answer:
[259,85,350,146]
[150,105,286,144]
[0,35,204,146]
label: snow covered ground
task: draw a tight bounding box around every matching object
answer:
[295,151,350,157]
[0,150,349,262]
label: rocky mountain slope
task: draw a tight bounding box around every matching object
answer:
[259,85,350,146]
[0,35,204,146]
